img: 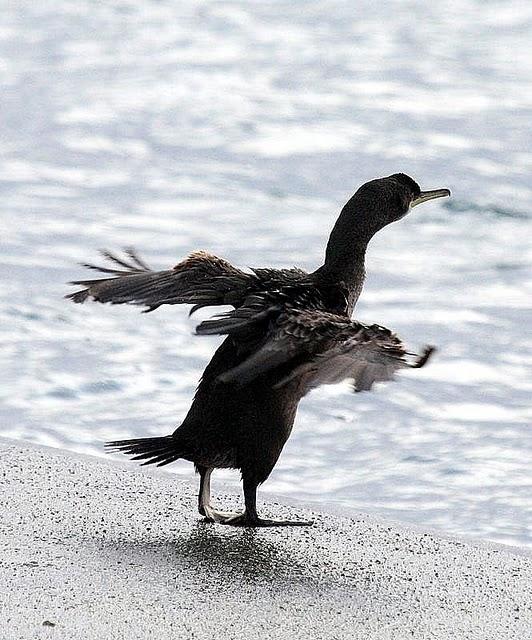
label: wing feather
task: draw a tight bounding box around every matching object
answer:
[213,306,434,392]
[277,336,435,392]
[66,249,254,311]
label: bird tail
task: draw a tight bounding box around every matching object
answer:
[106,435,184,467]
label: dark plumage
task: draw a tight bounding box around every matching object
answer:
[67,173,450,527]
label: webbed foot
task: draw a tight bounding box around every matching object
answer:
[217,511,313,527]
[202,504,243,524]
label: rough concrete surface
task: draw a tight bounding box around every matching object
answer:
[0,438,530,640]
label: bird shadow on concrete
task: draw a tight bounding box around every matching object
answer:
[100,521,323,590]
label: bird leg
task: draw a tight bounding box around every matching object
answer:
[197,466,244,523]
[197,466,212,517]
[198,468,312,526]
[219,477,313,527]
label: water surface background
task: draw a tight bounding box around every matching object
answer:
[1,1,531,547]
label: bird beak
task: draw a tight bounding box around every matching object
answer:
[411,188,451,208]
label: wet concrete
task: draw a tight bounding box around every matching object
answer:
[0,438,530,639]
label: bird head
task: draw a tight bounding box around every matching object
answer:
[322,173,451,282]
[346,173,451,237]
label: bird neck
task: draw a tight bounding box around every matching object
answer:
[323,213,369,281]
[315,208,372,314]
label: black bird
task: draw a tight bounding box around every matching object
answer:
[66,173,450,527]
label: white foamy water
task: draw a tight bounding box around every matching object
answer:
[1,1,531,548]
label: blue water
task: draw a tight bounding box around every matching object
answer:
[1,1,531,548]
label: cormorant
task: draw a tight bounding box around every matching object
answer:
[66,173,450,527]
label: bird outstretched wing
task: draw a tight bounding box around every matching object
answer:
[65,248,257,313]
[198,306,433,392]
[275,321,434,393]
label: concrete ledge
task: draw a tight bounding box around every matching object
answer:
[0,438,530,639]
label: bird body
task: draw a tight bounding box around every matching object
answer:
[67,173,449,526]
